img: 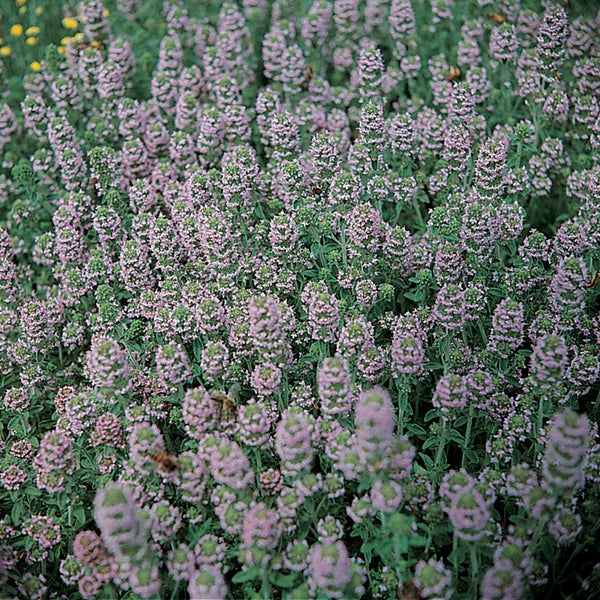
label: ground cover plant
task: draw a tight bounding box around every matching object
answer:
[0,0,600,598]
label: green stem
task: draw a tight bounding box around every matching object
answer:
[260,563,272,600]
[470,548,479,596]
[461,404,475,469]
[452,533,459,578]
[253,447,263,473]
[397,389,407,436]
[169,581,180,600]
[412,194,424,229]
[340,224,348,267]
[536,395,544,454]
[434,417,448,473]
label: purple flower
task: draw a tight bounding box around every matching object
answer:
[182,387,218,439]
[33,429,75,493]
[241,502,282,551]
[317,356,353,417]
[188,565,227,600]
[529,333,569,390]
[356,43,384,99]
[355,387,396,468]
[490,24,519,62]
[156,342,192,389]
[250,361,282,396]
[85,336,132,395]
[370,480,403,513]
[237,399,273,446]
[487,299,525,358]
[480,559,523,600]
[209,438,254,490]
[473,138,507,202]
[413,559,453,600]
[440,470,494,541]
[275,406,316,475]
[548,506,582,546]
[535,5,568,79]
[549,257,588,315]
[542,409,590,494]
[167,543,193,582]
[149,500,182,542]
[307,541,352,599]
[94,482,150,564]
[300,281,341,343]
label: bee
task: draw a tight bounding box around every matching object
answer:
[486,12,505,25]
[397,582,423,600]
[210,391,237,416]
[304,64,314,84]
[76,40,105,51]
[90,176,99,199]
[149,449,178,473]
[446,66,462,81]
[311,183,323,196]
[586,271,600,289]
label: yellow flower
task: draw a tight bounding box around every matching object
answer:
[62,17,78,29]
[10,24,23,36]
[16,0,27,5]
[19,6,26,15]
[60,36,70,45]
[26,26,40,35]
[26,36,36,45]
[35,7,42,15]
[0,46,11,57]
[103,8,109,16]
[30,61,41,72]
[74,33,85,42]
[58,45,65,55]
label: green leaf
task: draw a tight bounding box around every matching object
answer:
[11,502,21,523]
[406,424,427,436]
[409,536,429,547]
[447,429,466,445]
[424,362,444,371]
[422,437,438,450]
[360,540,374,564]
[269,571,298,589]
[231,568,260,584]
[404,291,423,302]
[419,453,434,469]
[424,409,439,422]
[73,507,86,525]
[453,416,468,428]
[487,287,505,298]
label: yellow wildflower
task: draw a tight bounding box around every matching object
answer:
[0,46,11,57]
[26,26,40,35]
[17,0,27,5]
[10,24,23,36]
[30,61,41,72]
[103,8,109,16]
[35,7,42,15]
[62,17,78,29]
[26,36,36,45]
[19,6,26,15]
[58,46,65,55]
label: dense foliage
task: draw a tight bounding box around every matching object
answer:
[1,0,600,598]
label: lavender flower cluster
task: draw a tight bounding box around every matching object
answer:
[1,0,600,598]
